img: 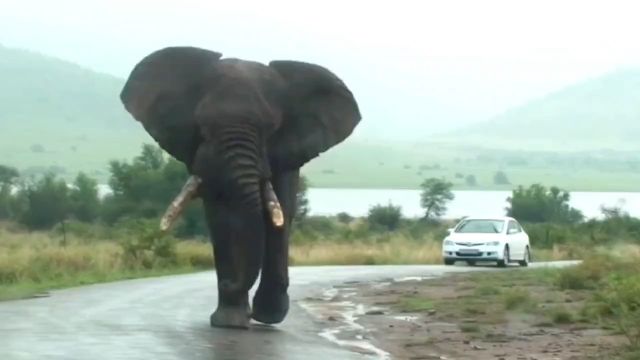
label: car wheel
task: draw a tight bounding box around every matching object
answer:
[518,247,530,267]
[466,260,476,266]
[444,259,455,266]
[497,246,510,268]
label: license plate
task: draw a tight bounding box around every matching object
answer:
[459,249,479,254]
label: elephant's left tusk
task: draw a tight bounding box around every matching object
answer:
[264,182,285,228]
[160,175,202,232]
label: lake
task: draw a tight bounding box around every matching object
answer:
[97,185,640,220]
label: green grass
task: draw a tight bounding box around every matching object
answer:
[303,142,640,191]
[549,306,575,324]
[397,297,434,312]
[502,288,533,310]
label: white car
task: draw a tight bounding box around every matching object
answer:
[441,216,531,267]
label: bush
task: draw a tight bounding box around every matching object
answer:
[367,203,402,231]
[550,307,575,324]
[555,254,617,290]
[337,212,354,224]
[507,184,584,224]
[116,219,177,269]
[590,274,640,348]
[503,288,532,310]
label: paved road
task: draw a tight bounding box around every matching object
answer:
[0,262,578,360]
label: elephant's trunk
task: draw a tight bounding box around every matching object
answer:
[218,124,263,211]
[159,124,284,232]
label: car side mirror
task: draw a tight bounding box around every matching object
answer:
[507,228,518,235]
[447,228,454,234]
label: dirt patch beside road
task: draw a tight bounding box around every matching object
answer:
[302,267,632,360]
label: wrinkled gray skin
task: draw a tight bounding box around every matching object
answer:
[119,47,361,328]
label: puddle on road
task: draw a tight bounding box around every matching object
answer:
[299,287,391,359]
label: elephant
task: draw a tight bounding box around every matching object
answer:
[119,46,361,329]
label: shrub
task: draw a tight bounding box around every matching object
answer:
[503,288,532,310]
[367,203,402,231]
[555,254,616,290]
[116,219,177,269]
[592,274,640,347]
[550,307,575,324]
[336,212,354,224]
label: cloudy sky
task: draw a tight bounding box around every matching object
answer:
[1,0,639,140]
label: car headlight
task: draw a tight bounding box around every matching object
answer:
[487,241,500,246]
[444,240,454,246]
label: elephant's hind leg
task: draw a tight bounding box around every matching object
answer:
[251,170,299,324]
[204,200,265,329]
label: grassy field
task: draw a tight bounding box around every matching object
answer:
[4,136,640,191]
[302,141,640,191]
[0,222,581,301]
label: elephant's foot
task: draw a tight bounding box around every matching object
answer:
[210,304,251,329]
[251,287,289,324]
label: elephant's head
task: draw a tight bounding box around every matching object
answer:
[120,47,361,229]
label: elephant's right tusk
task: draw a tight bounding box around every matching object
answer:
[160,175,202,232]
[264,182,285,228]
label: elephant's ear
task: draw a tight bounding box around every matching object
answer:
[120,46,222,166]
[267,60,361,171]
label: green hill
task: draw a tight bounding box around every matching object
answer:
[3,44,640,191]
[0,45,147,181]
[439,69,640,151]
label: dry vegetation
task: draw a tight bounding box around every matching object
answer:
[321,253,640,360]
[0,220,580,300]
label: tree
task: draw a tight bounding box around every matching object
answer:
[465,174,477,187]
[69,172,100,223]
[101,144,207,237]
[136,144,165,170]
[420,178,455,220]
[295,175,310,221]
[494,171,510,185]
[0,165,19,220]
[506,184,584,224]
[17,173,70,230]
[600,199,628,220]
[367,203,402,231]
[0,165,19,185]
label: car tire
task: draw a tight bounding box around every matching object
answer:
[518,247,531,267]
[466,261,476,266]
[444,259,455,266]
[497,246,510,268]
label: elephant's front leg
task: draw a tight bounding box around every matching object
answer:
[251,170,299,324]
[204,200,265,329]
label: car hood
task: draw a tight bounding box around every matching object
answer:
[447,233,504,245]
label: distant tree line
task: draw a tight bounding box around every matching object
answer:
[5,145,633,252]
[0,145,309,237]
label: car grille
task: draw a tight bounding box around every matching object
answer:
[455,242,483,247]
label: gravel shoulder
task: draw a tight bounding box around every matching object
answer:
[302,266,630,360]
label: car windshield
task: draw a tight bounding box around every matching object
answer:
[455,219,505,234]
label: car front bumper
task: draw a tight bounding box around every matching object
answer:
[442,246,504,261]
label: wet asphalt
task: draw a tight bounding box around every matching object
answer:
[0,262,578,360]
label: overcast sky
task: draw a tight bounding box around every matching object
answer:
[2,0,639,140]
